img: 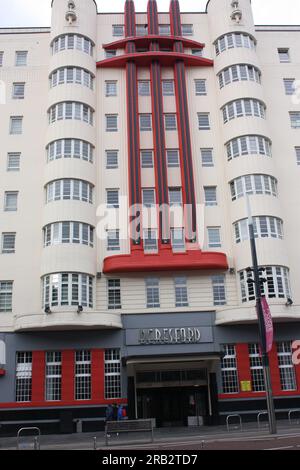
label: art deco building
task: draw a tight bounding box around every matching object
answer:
[0,0,300,433]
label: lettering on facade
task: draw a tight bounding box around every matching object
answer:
[138,327,201,345]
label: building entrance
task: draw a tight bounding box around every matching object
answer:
[137,386,208,427]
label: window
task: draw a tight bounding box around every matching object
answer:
[108,279,121,309]
[212,275,226,305]
[51,34,93,55]
[208,227,221,248]
[75,350,91,400]
[141,150,153,168]
[296,147,300,165]
[45,352,62,401]
[107,230,120,251]
[159,24,171,35]
[234,216,283,243]
[10,116,23,134]
[47,139,93,163]
[105,81,117,97]
[49,102,93,125]
[7,153,21,171]
[169,188,182,206]
[4,192,18,211]
[106,114,118,131]
[198,113,210,130]
[106,150,118,169]
[50,67,93,89]
[43,222,94,247]
[0,281,13,312]
[277,342,297,391]
[181,24,194,36]
[201,149,213,167]
[174,277,189,307]
[46,180,93,204]
[43,273,93,308]
[164,114,177,130]
[0,51,3,66]
[138,80,150,96]
[218,64,261,88]
[2,233,16,254]
[162,80,174,96]
[226,135,271,161]
[195,79,206,96]
[105,349,121,399]
[290,112,300,129]
[221,345,239,394]
[12,83,25,99]
[239,266,291,302]
[215,33,255,55]
[204,187,217,206]
[171,228,185,252]
[278,48,290,63]
[140,114,152,131]
[248,344,265,392]
[15,51,27,66]
[167,149,180,168]
[230,174,278,201]
[136,25,148,36]
[16,352,32,402]
[106,189,119,208]
[222,99,265,123]
[192,49,203,57]
[143,229,158,252]
[284,79,295,95]
[113,25,124,37]
[105,50,117,58]
[142,189,155,207]
[146,278,160,308]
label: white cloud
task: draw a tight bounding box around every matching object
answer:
[0,0,299,27]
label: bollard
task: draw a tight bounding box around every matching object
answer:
[93,437,97,450]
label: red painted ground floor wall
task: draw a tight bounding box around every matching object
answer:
[0,349,127,409]
[218,342,300,401]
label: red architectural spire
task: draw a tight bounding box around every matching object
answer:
[147,0,159,36]
[169,0,182,38]
[125,0,136,38]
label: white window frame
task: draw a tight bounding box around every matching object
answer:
[45,351,62,401]
[4,191,18,211]
[226,135,271,161]
[105,80,117,97]
[138,80,150,96]
[222,99,265,123]
[143,229,158,253]
[106,189,119,208]
[171,228,185,252]
[198,113,210,130]
[141,150,154,168]
[284,79,295,96]
[234,216,283,243]
[106,150,119,169]
[107,229,120,251]
[105,349,121,399]
[204,186,217,206]
[43,222,94,247]
[7,152,21,171]
[167,149,180,168]
[49,102,93,125]
[201,148,214,167]
[169,188,182,207]
[107,279,121,310]
[43,273,93,308]
[277,342,297,391]
[0,281,13,312]
[140,114,152,131]
[162,80,175,96]
[15,51,28,66]
[164,114,177,130]
[207,227,221,248]
[221,345,239,394]
[181,24,194,36]
[10,116,23,135]
[46,180,93,204]
[296,147,300,165]
[174,277,189,307]
[230,174,278,201]
[50,67,93,89]
[218,64,261,88]
[16,352,32,402]
[278,48,290,63]
[239,266,291,303]
[1,233,16,254]
[12,82,25,99]
[75,350,91,400]
[112,25,124,37]
[51,34,93,56]
[215,33,255,55]
[146,278,160,308]
[195,79,207,96]
[212,275,226,306]
[248,344,265,392]
[290,112,300,129]
[158,24,171,36]
[47,139,93,163]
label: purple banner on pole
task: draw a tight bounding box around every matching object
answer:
[260,297,274,353]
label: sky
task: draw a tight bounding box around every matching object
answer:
[0,0,299,27]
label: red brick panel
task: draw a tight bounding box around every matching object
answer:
[31,351,45,402]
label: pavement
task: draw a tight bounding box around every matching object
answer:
[1,420,300,450]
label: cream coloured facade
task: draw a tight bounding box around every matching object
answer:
[0,0,300,432]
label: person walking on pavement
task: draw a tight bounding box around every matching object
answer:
[117,404,124,421]
[105,404,113,438]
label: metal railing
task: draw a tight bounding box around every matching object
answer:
[288,409,300,426]
[17,427,41,450]
[226,414,242,432]
[257,411,269,428]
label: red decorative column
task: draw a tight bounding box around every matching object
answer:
[268,343,281,396]
[91,349,105,401]
[170,0,197,242]
[61,350,75,402]
[148,0,170,244]
[31,351,45,402]
[235,343,251,389]
[125,0,142,247]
